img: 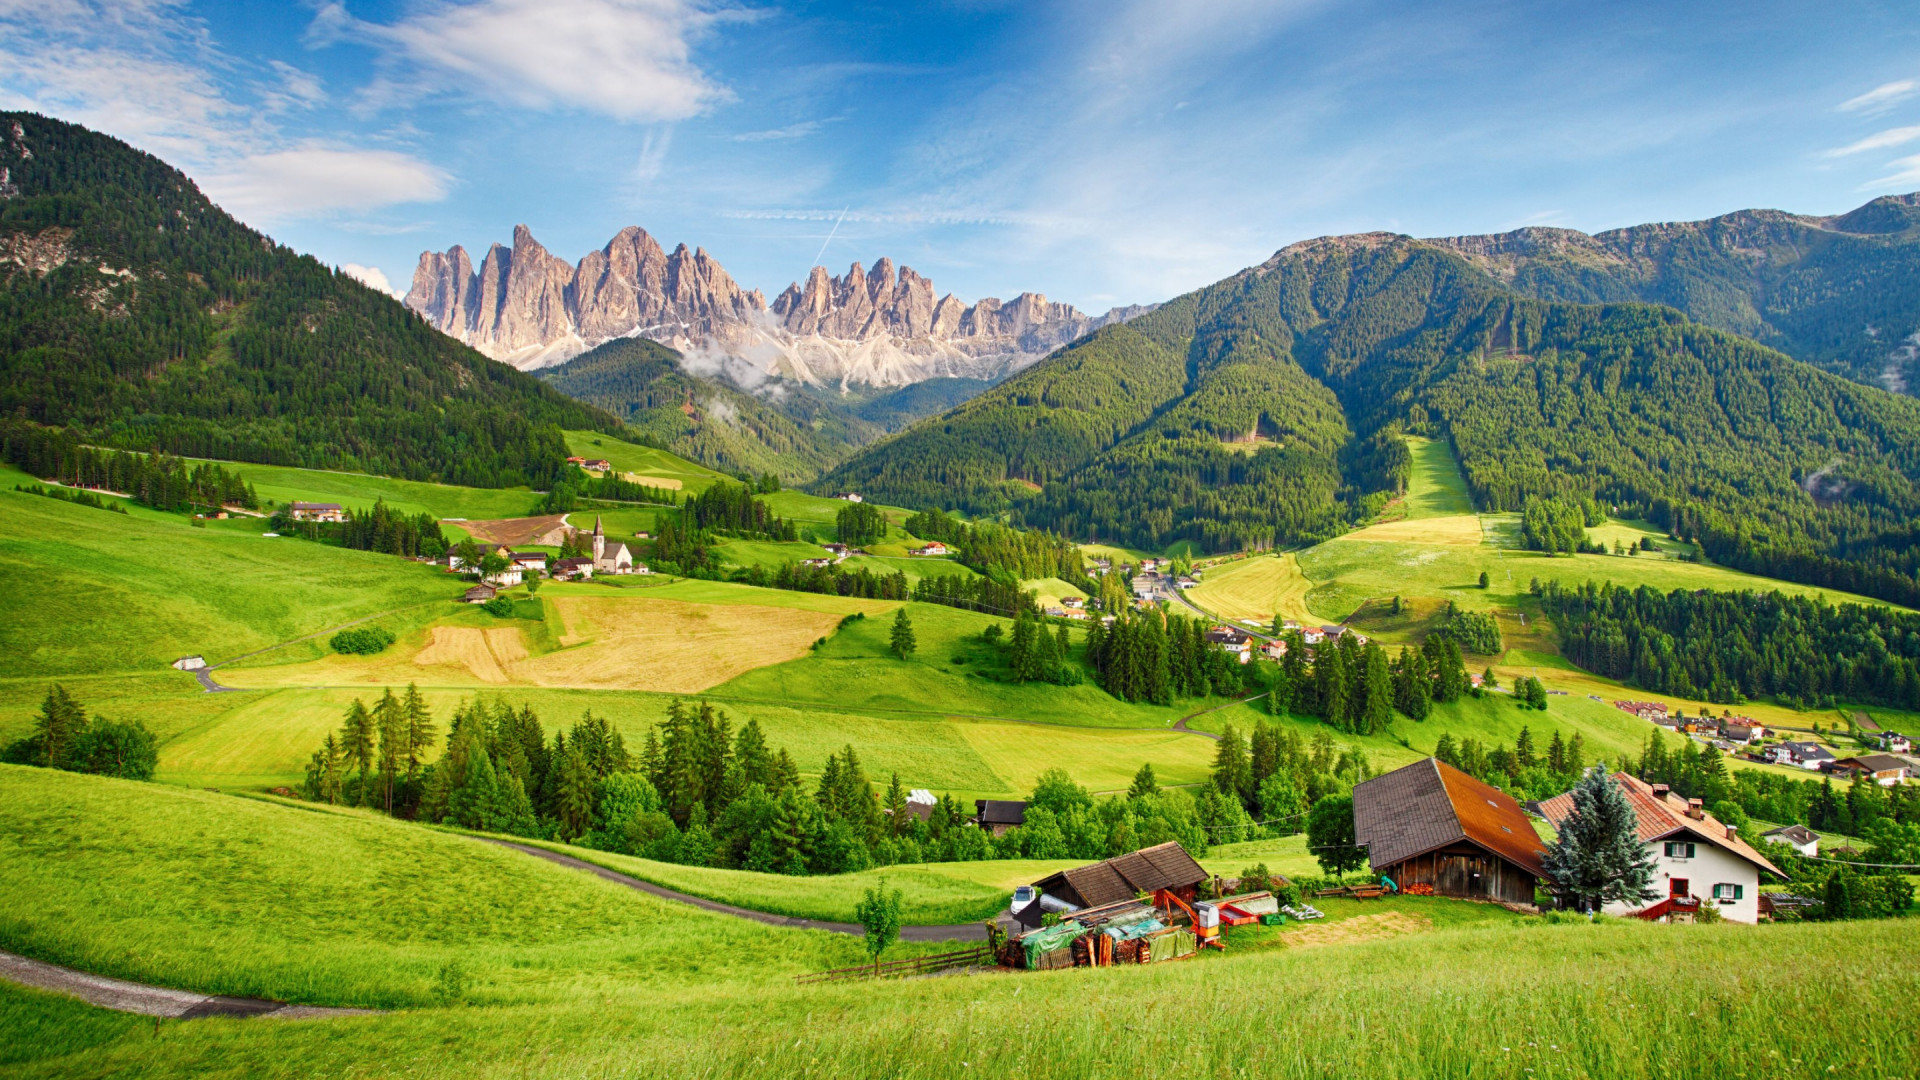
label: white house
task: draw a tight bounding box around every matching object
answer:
[911,541,949,557]
[509,551,549,572]
[1761,824,1820,858]
[835,492,863,503]
[288,501,346,522]
[485,565,524,587]
[1873,732,1912,754]
[1204,625,1252,663]
[1536,774,1784,925]
[1766,741,1835,770]
[1829,754,1913,787]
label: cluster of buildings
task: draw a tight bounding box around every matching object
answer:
[565,455,614,473]
[1615,700,1916,787]
[453,517,648,602]
[800,542,858,569]
[1346,757,1785,923]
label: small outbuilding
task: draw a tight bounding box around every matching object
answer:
[463,584,498,604]
[974,800,1028,836]
[1027,841,1210,918]
[1762,824,1820,857]
[1352,757,1547,905]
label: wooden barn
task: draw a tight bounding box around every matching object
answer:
[1021,842,1210,928]
[1352,758,1546,905]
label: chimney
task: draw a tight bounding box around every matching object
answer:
[1687,798,1704,820]
[1726,823,1739,842]
[1651,784,1670,800]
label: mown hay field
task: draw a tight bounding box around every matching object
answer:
[1185,552,1317,626]
[221,595,866,695]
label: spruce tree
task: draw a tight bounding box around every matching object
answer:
[1009,612,1037,681]
[883,774,909,834]
[1515,726,1536,770]
[1056,622,1072,662]
[1547,729,1568,773]
[339,699,377,803]
[1128,762,1159,798]
[1541,767,1659,913]
[374,689,404,813]
[1360,643,1393,733]
[402,684,435,780]
[1212,724,1253,806]
[31,684,87,769]
[889,608,918,659]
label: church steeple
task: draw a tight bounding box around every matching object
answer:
[592,515,605,564]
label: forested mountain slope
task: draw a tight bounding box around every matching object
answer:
[820,232,1920,604]
[1428,193,1920,395]
[539,337,862,481]
[0,112,622,488]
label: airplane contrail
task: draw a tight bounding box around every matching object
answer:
[813,206,850,267]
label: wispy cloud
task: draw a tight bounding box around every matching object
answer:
[1823,125,1920,157]
[720,207,1032,227]
[1865,153,1920,190]
[320,0,739,123]
[1838,79,1917,115]
[731,120,822,142]
[633,128,673,181]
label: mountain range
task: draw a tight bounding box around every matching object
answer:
[404,225,1149,388]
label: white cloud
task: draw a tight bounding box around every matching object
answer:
[205,147,451,222]
[264,61,327,112]
[1824,125,1920,157]
[633,127,673,181]
[334,0,733,123]
[341,262,399,296]
[1839,80,1918,115]
[1865,153,1920,190]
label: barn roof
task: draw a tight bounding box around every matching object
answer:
[1031,842,1208,909]
[1352,758,1547,878]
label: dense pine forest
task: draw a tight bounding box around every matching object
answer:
[0,112,621,489]
[1541,580,1920,710]
[820,233,1920,608]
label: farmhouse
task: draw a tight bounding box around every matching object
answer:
[894,789,937,824]
[581,458,612,472]
[821,542,849,558]
[974,800,1028,837]
[288,501,345,523]
[462,583,498,604]
[835,492,863,503]
[170,655,206,671]
[1061,596,1085,609]
[1204,625,1252,663]
[1536,775,1784,924]
[485,565,524,587]
[1026,841,1210,919]
[1352,758,1546,905]
[1766,742,1834,769]
[1261,640,1288,660]
[911,542,949,557]
[509,552,548,572]
[551,557,594,580]
[1762,824,1820,857]
[801,558,834,568]
[1873,731,1912,754]
[1828,754,1913,786]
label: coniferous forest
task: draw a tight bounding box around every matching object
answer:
[0,112,622,489]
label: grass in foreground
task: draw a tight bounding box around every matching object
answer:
[0,766,881,1009]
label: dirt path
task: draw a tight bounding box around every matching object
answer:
[485,840,992,942]
[0,950,381,1020]
[1169,693,1267,740]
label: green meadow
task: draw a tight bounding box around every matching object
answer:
[183,458,540,520]
[3,768,1914,1080]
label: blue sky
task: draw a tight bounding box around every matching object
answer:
[4,1,1920,313]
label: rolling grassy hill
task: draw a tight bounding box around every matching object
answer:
[3,767,1913,1079]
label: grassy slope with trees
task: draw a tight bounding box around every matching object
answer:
[0,111,623,489]
[3,767,1913,1078]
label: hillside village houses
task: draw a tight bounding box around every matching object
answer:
[1536,774,1784,924]
[1873,731,1913,754]
[910,541,949,557]
[1828,754,1914,786]
[1765,741,1836,770]
[1204,625,1253,663]
[1762,824,1821,858]
[288,501,346,522]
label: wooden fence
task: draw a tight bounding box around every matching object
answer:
[794,945,993,985]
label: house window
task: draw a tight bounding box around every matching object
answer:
[1663,841,1696,859]
[1712,884,1744,902]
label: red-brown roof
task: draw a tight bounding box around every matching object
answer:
[1352,758,1547,878]
[1031,841,1209,909]
[1535,773,1783,879]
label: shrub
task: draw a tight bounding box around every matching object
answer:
[330,627,396,655]
[482,596,515,617]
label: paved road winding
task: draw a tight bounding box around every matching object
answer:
[0,950,380,1020]
[486,839,993,942]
